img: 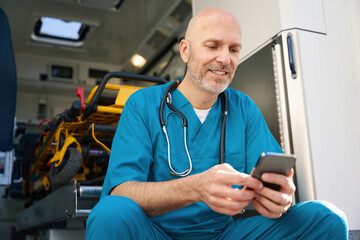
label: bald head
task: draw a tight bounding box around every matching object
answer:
[185,8,242,41]
[178,7,242,98]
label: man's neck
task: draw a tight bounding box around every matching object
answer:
[177,77,218,110]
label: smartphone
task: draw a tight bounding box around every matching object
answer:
[252,152,296,191]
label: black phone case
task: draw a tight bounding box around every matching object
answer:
[252,153,296,191]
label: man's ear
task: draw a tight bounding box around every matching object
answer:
[179,39,190,63]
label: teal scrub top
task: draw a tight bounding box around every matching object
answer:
[102,82,282,237]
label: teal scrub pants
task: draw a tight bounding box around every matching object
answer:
[86,195,348,240]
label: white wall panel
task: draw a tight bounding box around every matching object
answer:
[192,0,326,61]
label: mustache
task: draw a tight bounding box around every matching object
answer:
[207,64,233,73]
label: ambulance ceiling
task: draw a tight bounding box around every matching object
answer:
[0,0,192,73]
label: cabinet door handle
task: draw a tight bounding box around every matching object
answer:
[287,33,297,79]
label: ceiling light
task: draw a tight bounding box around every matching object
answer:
[130,54,147,68]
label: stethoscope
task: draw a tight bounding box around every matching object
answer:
[159,80,228,177]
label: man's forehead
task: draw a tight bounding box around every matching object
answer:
[191,15,241,40]
[186,8,241,40]
[198,13,239,28]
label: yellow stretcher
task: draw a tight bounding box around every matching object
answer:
[27,72,166,196]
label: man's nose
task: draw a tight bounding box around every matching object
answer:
[216,48,231,65]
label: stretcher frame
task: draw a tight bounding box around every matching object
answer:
[26,72,166,196]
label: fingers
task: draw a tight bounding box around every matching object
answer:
[254,191,292,211]
[242,167,255,191]
[253,170,295,218]
[201,164,263,215]
[204,186,254,215]
[252,191,292,219]
[256,187,292,205]
[261,170,296,195]
[209,204,246,216]
[252,199,283,219]
[211,164,263,191]
[287,168,294,178]
[208,184,256,202]
[207,195,250,215]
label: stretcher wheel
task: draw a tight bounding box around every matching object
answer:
[48,147,82,190]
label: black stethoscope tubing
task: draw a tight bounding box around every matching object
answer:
[159,80,228,176]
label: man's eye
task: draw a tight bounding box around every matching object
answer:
[207,45,216,49]
[231,48,240,53]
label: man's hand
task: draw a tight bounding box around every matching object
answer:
[199,163,263,216]
[252,169,296,218]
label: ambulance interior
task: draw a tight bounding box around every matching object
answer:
[0,0,359,239]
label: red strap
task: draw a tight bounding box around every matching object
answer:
[77,87,85,111]
[46,161,52,168]
[37,119,54,135]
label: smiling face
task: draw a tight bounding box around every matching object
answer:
[180,8,242,94]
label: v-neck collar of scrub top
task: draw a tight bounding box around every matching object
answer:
[168,88,222,152]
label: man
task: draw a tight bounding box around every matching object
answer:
[86,8,348,239]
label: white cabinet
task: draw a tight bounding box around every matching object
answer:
[192,0,326,61]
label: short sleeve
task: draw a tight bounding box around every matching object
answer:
[101,92,154,197]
